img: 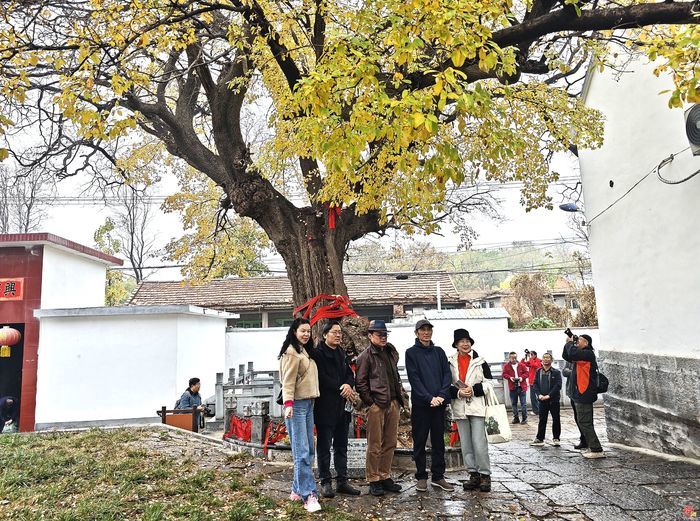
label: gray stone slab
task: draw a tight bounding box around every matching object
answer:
[589,482,673,511]
[540,483,608,506]
[502,480,537,493]
[579,504,638,521]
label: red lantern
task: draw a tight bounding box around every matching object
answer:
[0,326,21,358]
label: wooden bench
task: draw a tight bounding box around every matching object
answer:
[157,406,199,432]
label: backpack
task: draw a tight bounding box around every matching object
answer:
[596,371,609,394]
[174,398,181,409]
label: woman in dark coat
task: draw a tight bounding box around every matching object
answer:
[312,321,361,498]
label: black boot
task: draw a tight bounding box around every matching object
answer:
[380,478,402,493]
[479,474,491,492]
[463,472,480,491]
[574,442,588,450]
[320,482,335,498]
[369,482,385,496]
[337,482,361,495]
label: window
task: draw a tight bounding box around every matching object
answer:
[268,311,295,328]
[570,299,579,310]
[232,313,262,328]
[352,306,393,323]
[488,301,496,308]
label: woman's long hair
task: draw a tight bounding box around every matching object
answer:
[277,317,314,359]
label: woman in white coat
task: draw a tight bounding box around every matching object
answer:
[449,329,493,492]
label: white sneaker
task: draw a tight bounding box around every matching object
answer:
[304,494,322,513]
[583,450,606,459]
[551,439,561,447]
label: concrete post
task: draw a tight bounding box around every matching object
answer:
[215,372,224,421]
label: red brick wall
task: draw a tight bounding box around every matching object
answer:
[0,246,43,431]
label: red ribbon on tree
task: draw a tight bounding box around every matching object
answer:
[263,420,288,456]
[323,203,342,229]
[293,294,358,326]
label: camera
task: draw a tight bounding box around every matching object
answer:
[564,328,578,342]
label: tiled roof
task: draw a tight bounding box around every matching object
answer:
[130,272,462,311]
[0,232,123,266]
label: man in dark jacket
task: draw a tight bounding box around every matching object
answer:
[356,320,405,497]
[312,321,360,497]
[563,361,587,450]
[530,353,562,447]
[0,396,19,433]
[405,319,455,493]
[562,333,605,458]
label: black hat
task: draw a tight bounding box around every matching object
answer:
[580,334,593,348]
[415,319,433,331]
[452,328,475,348]
[367,320,390,333]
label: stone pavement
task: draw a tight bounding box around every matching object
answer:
[260,407,700,520]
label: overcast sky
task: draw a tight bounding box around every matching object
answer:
[36,150,582,281]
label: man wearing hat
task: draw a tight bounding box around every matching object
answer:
[355,320,405,496]
[405,319,455,493]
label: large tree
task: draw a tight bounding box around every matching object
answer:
[0,0,697,306]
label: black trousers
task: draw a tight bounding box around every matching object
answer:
[570,400,587,446]
[316,412,351,484]
[411,405,446,481]
[536,399,561,441]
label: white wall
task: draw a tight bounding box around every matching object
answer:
[579,60,700,357]
[225,319,600,373]
[35,310,228,427]
[41,246,107,308]
[176,315,225,400]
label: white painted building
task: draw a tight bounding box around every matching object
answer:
[578,58,700,458]
[33,305,231,429]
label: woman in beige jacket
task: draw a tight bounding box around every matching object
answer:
[278,318,321,512]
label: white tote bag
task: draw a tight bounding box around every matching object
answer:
[483,386,512,444]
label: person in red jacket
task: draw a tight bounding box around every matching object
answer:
[502,352,529,424]
[523,351,543,415]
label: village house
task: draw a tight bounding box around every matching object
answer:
[130,271,465,327]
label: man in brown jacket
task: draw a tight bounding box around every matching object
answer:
[355,320,405,497]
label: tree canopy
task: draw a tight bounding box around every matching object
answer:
[0,0,697,303]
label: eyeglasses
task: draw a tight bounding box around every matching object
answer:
[372,332,388,338]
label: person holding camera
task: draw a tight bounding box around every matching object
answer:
[562,330,605,458]
[176,378,205,412]
[502,352,529,424]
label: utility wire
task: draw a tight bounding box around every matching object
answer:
[587,146,693,226]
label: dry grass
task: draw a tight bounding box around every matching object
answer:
[0,428,358,521]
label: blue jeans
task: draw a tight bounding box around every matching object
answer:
[509,388,527,421]
[455,416,491,475]
[285,399,317,500]
[530,387,540,415]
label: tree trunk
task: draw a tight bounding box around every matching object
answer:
[264,206,349,308]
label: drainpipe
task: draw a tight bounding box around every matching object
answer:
[437,281,442,312]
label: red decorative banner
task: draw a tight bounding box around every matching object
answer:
[0,278,24,301]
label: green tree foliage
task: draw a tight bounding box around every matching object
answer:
[162,168,270,281]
